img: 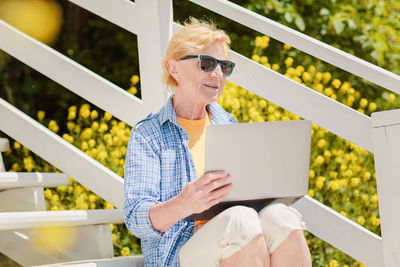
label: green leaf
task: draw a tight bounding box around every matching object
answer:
[284,12,293,23]
[295,16,305,31]
[319,7,330,16]
[333,19,345,34]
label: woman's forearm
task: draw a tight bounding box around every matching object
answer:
[149,195,191,233]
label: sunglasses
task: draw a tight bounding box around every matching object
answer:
[180,55,235,77]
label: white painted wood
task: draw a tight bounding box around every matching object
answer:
[0,20,146,128]
[0,224,113,266]
[0,172,68,189]
[68,0,140,35]
[371,109,400,128]
[189,0,400,95]
[0,138,9,152]
[135,0,171,112]
[31,256,144,267]
[0,209,123,230]
[293,196,383,267]
[372,110,400,267]
[173,23,373,152]
[0,187,46,212]
[0,98,124,208]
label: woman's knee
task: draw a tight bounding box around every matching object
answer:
[259,203,306,253]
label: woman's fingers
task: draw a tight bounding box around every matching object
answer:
[202,174,232,193]
[198,170,228,184]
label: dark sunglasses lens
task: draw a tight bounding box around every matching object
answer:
[220,61,234,76]
[200,56,216,72]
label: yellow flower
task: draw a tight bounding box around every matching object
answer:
[261,36,270,48]
[112,233,117,243]
[370,193,378,204]
[48,120,59,133]
[369,215,380,226]
[309,170,315,179]
[51,194,59,205]
[388,93,396,102]
[283,43,291,50]
[322,72,331,84]
[80,128,93,140]
[329,259,338,267]
[44,188,52,199]
[307,65,316,74]
[284,57,293,67]
[67,122,75,131]
[88,194,97,203]
[79,107,90,119]
[317,139,327,149]
[254,36,262,47]
[97,151,108,162]
[68,105,77,112]
[302,72,311,82]
[128,86,137,95]
[363,172,371,181]
[316,176,326,190]
[307,189,315,197]
[104,112,112,121]
[350,177,360,187]
[314,83,323,93]
[130,74,139,85]
[68,110,76,120]
[37,110,45,121]
[62,133,74,143]
[90,110,98,120]
[353,189,360,197]
[251,54,260,62]
[357,216,365,225]
[272,64,279,71]
[260,56,268,64]
[315,155,325,165]
[91,121,99,131]
[331,79,341,89]
[359,98,368,108]
[340,211,346,217]
[104,202,114,209]
[13,141,21,150]
[88,139,96,148]
[99,123,108,132]
[314,72,323,82]
[368,102,377,112]
[57,186,66,193]
[81,141,88,151]
[258,99,267,109]
[121,247,130,256]
[329,180,340,191]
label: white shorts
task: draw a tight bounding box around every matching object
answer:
[179,204,306,267]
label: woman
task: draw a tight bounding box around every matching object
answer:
[124,18,312,267]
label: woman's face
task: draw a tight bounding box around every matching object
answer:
[173,42,227,105]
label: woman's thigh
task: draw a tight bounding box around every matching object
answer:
[179,206,263,267]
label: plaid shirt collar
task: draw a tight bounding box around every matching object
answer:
[157,97,233,127]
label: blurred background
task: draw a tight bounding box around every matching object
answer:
[1,0,399,266]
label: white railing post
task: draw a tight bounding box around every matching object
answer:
[136,0,172,113]
[372,109,400,267]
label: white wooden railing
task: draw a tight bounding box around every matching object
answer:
[1,0,399,266]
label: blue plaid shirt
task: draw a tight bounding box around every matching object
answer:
[124,97,237,266]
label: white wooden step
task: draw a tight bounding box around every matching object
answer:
[0,138,9,152]
[30,256,144,267]
[0,209,124,230]
[0,172,69,190]
[1,224,114,266]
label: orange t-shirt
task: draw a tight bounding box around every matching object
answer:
[177,112,211,227]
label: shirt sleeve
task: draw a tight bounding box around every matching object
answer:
[123,127,163,240]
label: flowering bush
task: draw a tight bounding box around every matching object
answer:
[3,36,399,265]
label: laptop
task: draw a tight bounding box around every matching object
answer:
[191,120,312,220]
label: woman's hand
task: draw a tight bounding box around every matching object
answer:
[149,170,232,233]
[178,170,233,215]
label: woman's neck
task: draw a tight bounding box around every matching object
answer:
[172,94,207,120]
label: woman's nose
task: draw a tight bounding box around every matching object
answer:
[210,63,224,78]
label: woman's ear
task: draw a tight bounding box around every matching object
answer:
[167,59,179,84]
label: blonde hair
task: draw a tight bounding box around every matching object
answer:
[161,18,231,92]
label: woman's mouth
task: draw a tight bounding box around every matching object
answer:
[204,84,218,89]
